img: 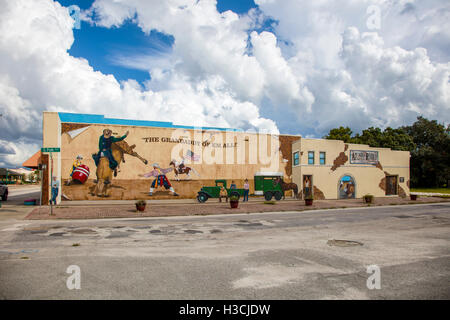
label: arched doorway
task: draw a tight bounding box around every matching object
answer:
[338,175,356,199]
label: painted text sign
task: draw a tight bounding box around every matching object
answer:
[350,150,378,164]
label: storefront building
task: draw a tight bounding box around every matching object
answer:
[291,138,410,200]
[41,112,410,204]
[41,112,299,204]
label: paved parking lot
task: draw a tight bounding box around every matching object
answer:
[0,202,449,299]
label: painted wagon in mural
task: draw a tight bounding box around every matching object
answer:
[196,179,244,203]
[254,172,285,201]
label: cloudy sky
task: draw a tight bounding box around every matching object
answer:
[0,0,449,167]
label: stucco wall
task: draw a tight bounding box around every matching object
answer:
[292,138,410,199]
[42,112,61,203]
[45,113,298,200]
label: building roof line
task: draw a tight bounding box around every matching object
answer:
[57,112,245,132]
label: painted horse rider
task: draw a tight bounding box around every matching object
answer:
[92,129,129,177]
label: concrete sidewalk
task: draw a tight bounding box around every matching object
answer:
[59,196,288,206]
[25,196,450,220]
[411,192,450,197]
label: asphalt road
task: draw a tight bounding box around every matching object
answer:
[0,203,449,299]
[4,185,41,205]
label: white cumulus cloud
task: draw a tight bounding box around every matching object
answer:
[0,0,449,167]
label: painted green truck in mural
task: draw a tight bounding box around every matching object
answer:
[197,179,244,203]
[254,172,284,201]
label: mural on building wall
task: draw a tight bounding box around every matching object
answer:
[90,129,148,197]
[169,150,201,181]
[273,176,299,199]
[339,175,355,199]
[303,175,312,198]
[67,155,89,185]
[139,163,179,196]
[59,122,293,200]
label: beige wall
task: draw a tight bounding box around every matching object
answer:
[60,125,291,180]
[43,113,299,200]
[42,112,62,203]
[292,138,410,199]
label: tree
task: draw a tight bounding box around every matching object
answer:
[380,127,416,152]
[353,127,384,148]
[323,126,354,143]
[353,127,415,152]
[325,126,415,152]
[402,117,450,188]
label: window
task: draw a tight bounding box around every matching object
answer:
[308,151,314,165]
[320,152,326,165]
[293,151,299,166]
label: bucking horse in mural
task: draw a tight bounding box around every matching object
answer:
[92,137,148,197]
[169,159,200,181]
[273,176,299,200]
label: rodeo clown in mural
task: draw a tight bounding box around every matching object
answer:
[92,129,129,177]
[139,163,179,196]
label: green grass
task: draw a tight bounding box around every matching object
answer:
[410,188,450,194]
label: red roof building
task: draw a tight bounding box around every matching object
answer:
[22,150,41,170]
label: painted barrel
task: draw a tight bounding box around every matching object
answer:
[72,164,90,184]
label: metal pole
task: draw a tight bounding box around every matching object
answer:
[50,152,53,216]
[39,168,43,213]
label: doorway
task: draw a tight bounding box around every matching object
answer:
[338,175,356,199]
[386,175,398,195]
[303,175,313,198]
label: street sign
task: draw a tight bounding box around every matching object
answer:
[41,147,60,153]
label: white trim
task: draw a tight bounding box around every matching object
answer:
[254,191,264,195]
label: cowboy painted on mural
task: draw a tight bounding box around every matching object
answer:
[92,129,129,176]
[139,163,179,196]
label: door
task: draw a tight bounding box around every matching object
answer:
[338,175,356,199]
[386,175,398,195]
[303,175,313,198]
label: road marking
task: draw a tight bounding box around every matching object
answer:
[1,223,30,232]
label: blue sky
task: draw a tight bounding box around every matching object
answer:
[1,0,449,167]
[53,0,293,131]
[56,0,258,84]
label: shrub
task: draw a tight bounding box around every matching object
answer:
[135,200,146,206]
[230,195,239,202]
[363,194,374,203]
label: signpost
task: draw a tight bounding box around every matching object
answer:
[41,148,60,153]
[41,147,60,215]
